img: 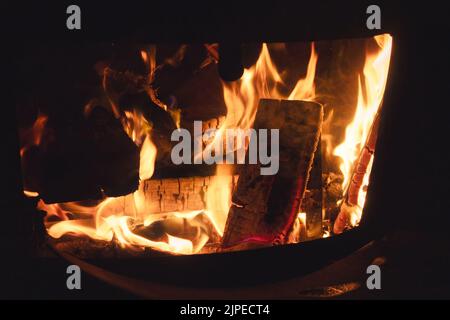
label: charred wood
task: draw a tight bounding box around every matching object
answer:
[333,113,380,234]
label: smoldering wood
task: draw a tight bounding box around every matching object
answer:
[27,50,228,199]
[322,172,344,230]
[37,106,140,204]
[167,59,227,124]
[285,141,324,242]
[48,235,221,258]
[333,113,380,234]
[304,139,323,240]
[221,99,323,250]
[48,236,171,259]
[88,106,141,197]
[107,45,226,124]
[35,108,231,204]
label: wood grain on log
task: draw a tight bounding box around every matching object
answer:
[141,175,238,214]
[221,99,323,249]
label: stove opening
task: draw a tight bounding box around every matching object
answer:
[18,34,393,257]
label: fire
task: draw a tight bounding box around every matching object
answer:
[38,43,319,254]
[333,34,393,230]
[221,43,317,132]
[20,113,48,155]
[288,43,317,101]
[121,109,157,180]
[204,165,234,236]
[141,47,183,128]
[201,43,318,236]
[20,113,48,197]
[43,107,202,254]
[23,190,39,198]
[24,36,393,255]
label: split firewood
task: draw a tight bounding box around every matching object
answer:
[304,139,323,240]
[87,106,140,198]
[285,142,323,243]
[140,175,238,214]
[221,99,323,250]
[333,113,380,234]
[49,236,171,259]
[30,104,142,204]
[322,172,344,231]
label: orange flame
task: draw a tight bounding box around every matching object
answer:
[20,113,48,158]
[37,37,394,253]
[20,113,48,197]
[41,49,213,254]
[333,34,393,228]
[221,43,317,132]
[201,43,318,236]
[205,166,234,236]
[42,42,318,254]
[288,43,317,101]
[121,109,157,181]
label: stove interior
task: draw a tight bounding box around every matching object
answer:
[17,34,393,257]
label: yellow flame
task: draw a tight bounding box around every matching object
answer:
[120,110,158,181]
[42,42,318,254]
[221,43,316,132]
[23,190,39,198]
[202,43,318,236]
[139,136,157,181]
[205,165,234,236]
[288,43,317,101]
[33,37,393,253]
[333,34,392,227]
[167,234,194,255]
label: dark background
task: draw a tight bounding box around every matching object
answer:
[2,1,450,299]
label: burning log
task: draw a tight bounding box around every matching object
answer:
[333,113,380,234]
[87,106,140,197]
[304,139,323,240]
[221,99,323,250]
[322,172,344,229]
[39,106,141,203]
[141,175,238,214]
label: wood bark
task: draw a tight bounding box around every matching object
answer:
[333,113,380,234]
[221,99,323,250]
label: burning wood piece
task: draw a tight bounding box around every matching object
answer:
[27,105,141,204]
[304,139,323,240]
[221,99,323,250]
[322,172,344,229]
[49,236,170,259]
[286,146,324,243]
[87,106,140,197]
[141,175,238,214]
[333,113,380,234]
